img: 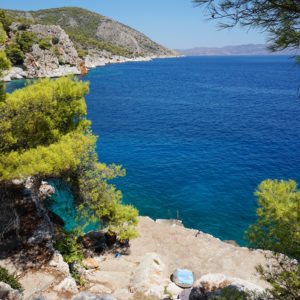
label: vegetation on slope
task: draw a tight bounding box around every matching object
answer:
[5,7,174,58]
[4,7,135,57]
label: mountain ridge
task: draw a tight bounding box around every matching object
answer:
[5,7,177,58]
[177,43,296,56]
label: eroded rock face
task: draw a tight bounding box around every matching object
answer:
[0,177,54,265]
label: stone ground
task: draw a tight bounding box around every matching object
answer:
[0,217,268,300]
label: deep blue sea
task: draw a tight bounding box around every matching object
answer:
[7,56,300,245]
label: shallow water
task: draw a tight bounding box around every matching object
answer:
[7,56,300,244]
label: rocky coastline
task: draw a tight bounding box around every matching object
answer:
[2,53,180,82]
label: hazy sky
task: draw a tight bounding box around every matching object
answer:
[0,0,267,49]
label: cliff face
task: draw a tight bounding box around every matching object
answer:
[2,23,84,81]
[24,24,83,78]
[6,7,177,58]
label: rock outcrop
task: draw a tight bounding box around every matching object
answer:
[3,24,83,81]
[0,177,55,265]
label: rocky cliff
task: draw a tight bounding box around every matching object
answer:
[2,23,85,81]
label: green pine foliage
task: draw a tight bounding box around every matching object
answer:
[0,50,11,76]
[247,180,300,299]
[0,76,139,240]
[0,22,6,45]
[4,43,24,65]
[15,31,38,52]
[247,179,300,259]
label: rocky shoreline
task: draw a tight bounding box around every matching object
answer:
[2,54,180,82]
[0,188,269,300]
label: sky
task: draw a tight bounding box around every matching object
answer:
[0,0,267,49]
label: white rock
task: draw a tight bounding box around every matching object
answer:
[54,277,78,294]
[130,252,168,298]
[88,283,112,294]
[48,251,70,276]
[166,282,183,298]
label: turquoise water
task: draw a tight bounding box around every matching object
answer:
[6,56,300,244]
[45,179,98,232]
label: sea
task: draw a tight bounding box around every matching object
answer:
[6,56,300,245]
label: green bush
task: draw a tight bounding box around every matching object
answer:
[0,10,12,32]
[54,230,84,265]
[38,37,52,50]
[5,43,24,65]
[17,24,30,31]
[16,31,38,52]
[54,230,85,285]
[0,266,22,291]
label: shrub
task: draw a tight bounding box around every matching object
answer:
[0,266,22,291]
[5,43,24,65]
[54,230,84,265]
[16,31,38,52]
[17,24,30,31]
[38,38,52,50]
[52,36,59,45]
[0,23,6,45]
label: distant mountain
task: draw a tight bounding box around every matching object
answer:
[5,7,177,58]
[177,44,296,56]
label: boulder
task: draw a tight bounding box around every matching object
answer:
[130,253,167,298]
[83,258,100,269]
[182,273,266,299]
[0,282,22,300]
[48,251,70,276]
[195,273,265,294]
[38,182,55,200]
[54,277,78,294]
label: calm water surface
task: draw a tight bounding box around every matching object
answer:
[7,56,300,244]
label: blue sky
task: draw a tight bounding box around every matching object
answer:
[0,0,267,49]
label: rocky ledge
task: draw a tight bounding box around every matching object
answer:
[0,216,268,300]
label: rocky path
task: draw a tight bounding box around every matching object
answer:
[0,217,268,299]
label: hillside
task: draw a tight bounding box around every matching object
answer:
[5,7,177,58]
[177,44,296,56]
